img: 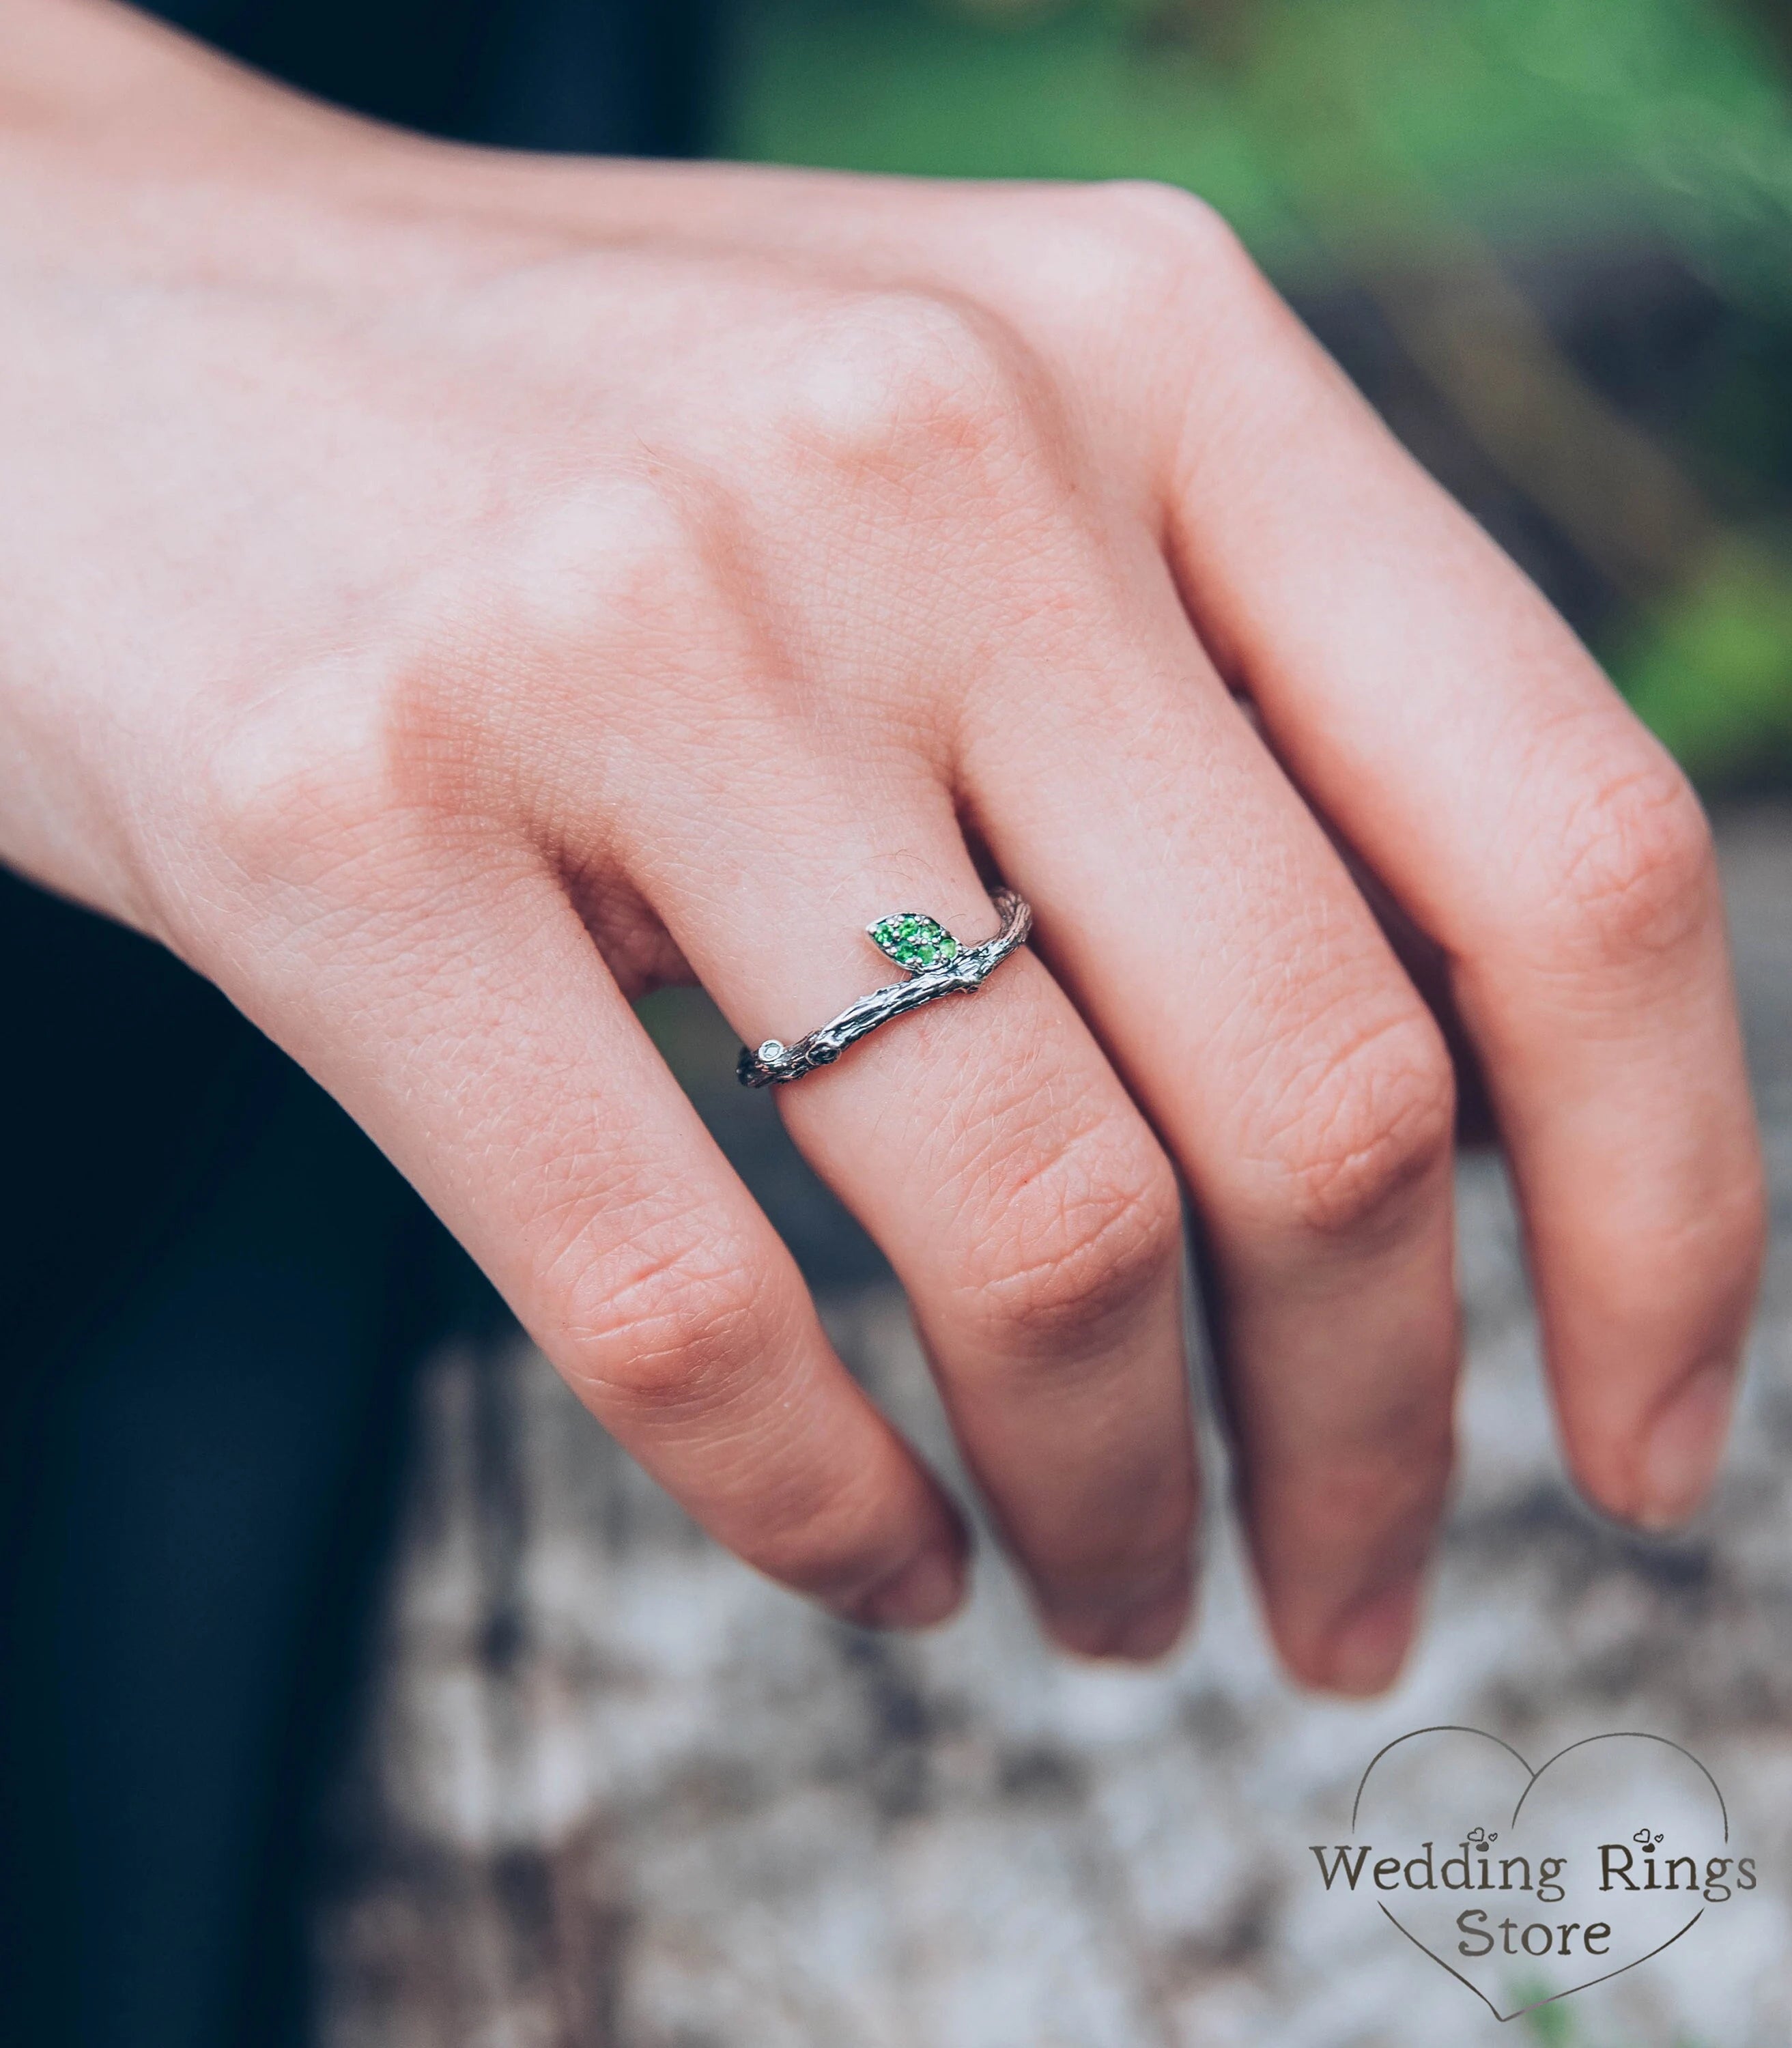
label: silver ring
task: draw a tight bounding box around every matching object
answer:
[737,888,1033,1087]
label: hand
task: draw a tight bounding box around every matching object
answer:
[3,0,1764,1688]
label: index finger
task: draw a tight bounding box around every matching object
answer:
[1158,230,1766,1530]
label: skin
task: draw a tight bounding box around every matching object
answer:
[0,0,1767,1691]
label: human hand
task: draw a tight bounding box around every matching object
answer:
[3,0,1764,1689]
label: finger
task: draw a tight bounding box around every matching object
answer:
[621,733,1200,1662]
[186,820,967,1630]
[958,558,1460,1696]
[1155,238,1766,1532]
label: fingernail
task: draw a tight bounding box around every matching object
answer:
[1324,1575,1420,1697]
[1048,1576,1193,1664]
[855,1546,965,1631]
[1638,1360,1737,1532]
[1110,1588,1191,1662]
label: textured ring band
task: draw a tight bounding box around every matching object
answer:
[736,888,1033,1088]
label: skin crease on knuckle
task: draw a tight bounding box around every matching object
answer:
[543,1204,930,1608]
[956,1135,1183,1368]
[1491,733,1764,1427]
[915,1030,1185,1367]
[1232,995,1459,1255]
[534,1176,781,1427]
[884,1041,1193,1604]
[1528,745,1721,979]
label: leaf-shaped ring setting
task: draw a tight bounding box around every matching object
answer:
[736,889,1032,1087]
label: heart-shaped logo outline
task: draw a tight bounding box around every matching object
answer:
[1350,1726,1730,2024]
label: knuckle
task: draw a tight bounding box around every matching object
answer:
[1085,179,1249,271]
[1539,753,1718,970]
[955,1114,1183,1355]
[432,471,717,713]
[1043,180,1260,315]
[512,470,715,648]
[1257,1010,1456,1242]
[779,285,1035,474]
[957,181,1261,358]
[549,1202,777,1421]
[192,666,399,890]
[193,470,726,890]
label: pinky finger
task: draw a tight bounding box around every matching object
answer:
[203,833,967,1628]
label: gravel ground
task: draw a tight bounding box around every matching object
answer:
[315,806,1792,2048]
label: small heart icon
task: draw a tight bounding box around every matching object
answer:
[1319,1728,1736,2022]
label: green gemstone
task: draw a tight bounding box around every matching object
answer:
[868,911,960,971]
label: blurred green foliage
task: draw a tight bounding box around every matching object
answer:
[1617,531,1792,778]
[727,0,1792,291]
[1516,1984,1576,2045]
[722,0,1792,788]
[1511,1976,1713,2048]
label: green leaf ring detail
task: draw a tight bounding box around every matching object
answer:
[736,889,1032,1087]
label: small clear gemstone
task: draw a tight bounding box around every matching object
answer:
[757,1040,786,1064]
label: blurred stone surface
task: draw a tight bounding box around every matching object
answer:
[315,808,1792,2048]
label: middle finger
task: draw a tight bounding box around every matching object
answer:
[961,541,1462,1696]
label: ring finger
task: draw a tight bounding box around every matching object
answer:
[620,721,1201,1661]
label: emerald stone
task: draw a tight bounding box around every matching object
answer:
[867,911,960,972]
